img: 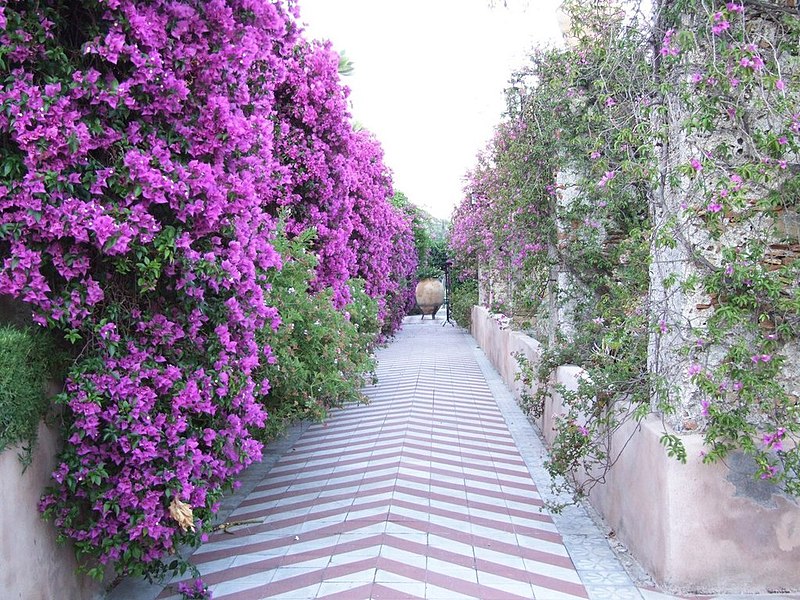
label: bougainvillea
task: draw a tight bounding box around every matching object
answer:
[0,0,415,582]
[452,0,800,505]
[271,37,358,307]
[269,36,417,324]
[653,0,800,492]
[451,118,555,318]
[348,132,417,334]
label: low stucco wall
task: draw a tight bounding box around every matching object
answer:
[471,304,800,593]
[1,422,101,600]
[589,415,800,592]
[470,305,544,404]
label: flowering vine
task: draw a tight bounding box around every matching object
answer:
[452,0,800,505]
[0,0,415,584]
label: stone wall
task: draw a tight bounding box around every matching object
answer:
[471,304,800,593]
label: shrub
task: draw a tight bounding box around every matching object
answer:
[451,278,478,329]
[255,230,380,441]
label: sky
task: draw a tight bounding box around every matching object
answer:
[297,0,563,221]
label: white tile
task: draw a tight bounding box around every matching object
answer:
[208,573,272,596]
[378,546,427,569]
[261,583,323,599]
[425,583,476,599]
[480,581,537,597]
[531,586,595,600]
[374,580,427,596]
[522,557,583,583]
[283,536,338,555]
[427,536,476,560]
[473,547,527,570]
[516,533,573,557]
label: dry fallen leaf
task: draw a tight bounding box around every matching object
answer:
[169,497,196,532]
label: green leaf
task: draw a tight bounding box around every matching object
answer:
[659,433,687,463]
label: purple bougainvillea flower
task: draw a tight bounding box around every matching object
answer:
[1,0,416,578]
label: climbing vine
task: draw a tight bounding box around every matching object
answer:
[452,0,800,505]
[654,0,800,492]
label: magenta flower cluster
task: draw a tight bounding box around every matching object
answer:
[270,42,416,316]
[0,0,415,577]
[450,120,548,283]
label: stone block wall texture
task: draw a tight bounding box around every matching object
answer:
[648,4,800,430]
[1,422,101,600]
[471,305,800,593]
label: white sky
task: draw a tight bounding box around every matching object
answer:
[298,0,563,221]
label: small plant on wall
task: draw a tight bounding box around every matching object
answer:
[0,325,67,463]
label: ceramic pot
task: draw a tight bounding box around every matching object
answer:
[415,278,445,317]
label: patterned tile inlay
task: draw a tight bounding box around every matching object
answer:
[150,318,590,600]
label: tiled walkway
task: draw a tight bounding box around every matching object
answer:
[109,316,672,600]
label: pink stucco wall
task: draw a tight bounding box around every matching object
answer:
[1,422,102,600]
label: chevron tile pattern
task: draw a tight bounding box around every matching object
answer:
[153,317,594,599]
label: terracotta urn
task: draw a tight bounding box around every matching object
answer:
[415,278,445,318]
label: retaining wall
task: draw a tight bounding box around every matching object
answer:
[1,422,101,600]
[471,304,800,593]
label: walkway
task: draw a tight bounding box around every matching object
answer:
[109,316,668,600]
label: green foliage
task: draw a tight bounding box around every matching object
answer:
[416,266,443,280]
[255,231,380,442]
[450,277,479,329]
[337,52,355,77]
[0,326,66,461]
[477,0,656,506]
[528,295,653,504]
[513,351,543,419]
[392,191,451,281]
[649,0,800,491]
[429,237,450,272]
[392,192,430,273]
[417,237,450,280]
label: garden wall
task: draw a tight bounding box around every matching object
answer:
[471,304,800,593]
[0,423,101,600]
